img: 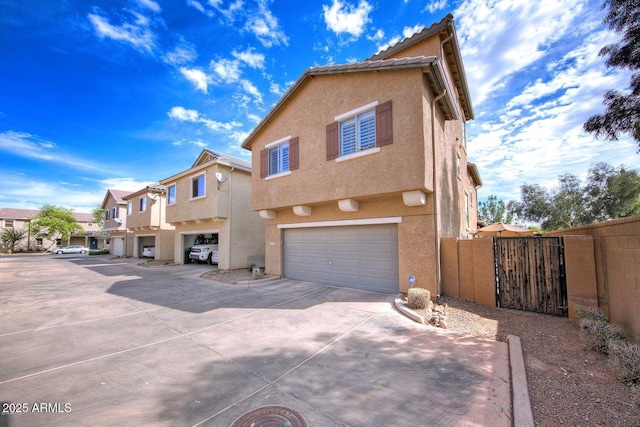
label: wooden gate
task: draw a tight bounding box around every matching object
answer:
[493,237,568,316]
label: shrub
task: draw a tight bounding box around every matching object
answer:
[575,304,608,322]
[408,288,431,310]
[579,318,625,354]
[608,341,640,385]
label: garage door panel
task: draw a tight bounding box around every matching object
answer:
[284,224,398,294]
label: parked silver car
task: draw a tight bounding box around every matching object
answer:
[51,245,89,254]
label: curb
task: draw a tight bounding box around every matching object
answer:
[393,296,426,324]
[507,335,534,427]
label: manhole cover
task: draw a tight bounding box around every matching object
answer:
[231,405,308,427]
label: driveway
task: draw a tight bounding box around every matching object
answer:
[0,255,511,426]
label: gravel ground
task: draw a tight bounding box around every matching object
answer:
[199,269,640,426]
[440,296,640,427]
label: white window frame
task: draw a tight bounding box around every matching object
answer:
[269,141,290,175]
[190,173,206,200]
[464,191,470,230]
[167,184,176,206]
[140,196,147,213]
[112,206,118,219]
[127,201,133,216]
[336,102,378,158]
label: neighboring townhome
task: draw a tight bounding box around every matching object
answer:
[101,189,133,257]
[241,14,481,297]
[158,148,264,269]
[122,184,175,261]
[0,207,105,251]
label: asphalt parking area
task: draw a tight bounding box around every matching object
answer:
[0,255,511,426]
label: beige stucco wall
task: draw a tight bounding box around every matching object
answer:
[563,236,598,320]
[547,215,640,341]
[248,69,433,211]
[260,192,439,294]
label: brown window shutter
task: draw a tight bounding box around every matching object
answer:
[260,148,268,178]
[376,100,393,147]
[289,137,299,170]
[326,122,339,160]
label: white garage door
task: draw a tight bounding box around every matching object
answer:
[284,224,399,293]
[112,237,124,257]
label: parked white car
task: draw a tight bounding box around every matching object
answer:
[189,244,218,264]
[52,245,89,254]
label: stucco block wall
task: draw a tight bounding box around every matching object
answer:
[562,236,598,320]
[440,237,496,309]
[547,215,640,341]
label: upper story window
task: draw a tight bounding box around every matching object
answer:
[127,201,133,216]
[140,197,147,212]
[260,136,299,179]
[269,141,289,175]
[191,173,205,199]
[340,109,376,156]
[104,210,110,221]
[167,184,176,205]
[111,206,118,219]
[326,100,393,161]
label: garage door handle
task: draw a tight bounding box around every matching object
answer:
[329,261,333,265]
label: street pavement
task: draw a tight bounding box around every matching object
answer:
[0,254,511,426]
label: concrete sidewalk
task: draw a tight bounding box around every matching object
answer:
[0,255,512,426]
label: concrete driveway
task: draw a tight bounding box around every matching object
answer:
[0,254,511,426]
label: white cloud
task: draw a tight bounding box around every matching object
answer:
[323,0,372,38]
[163,41,198,65]
[167,106,243,135]
[168,106,200,122]
[233,48,265,69]
[245,0,289,47]
[455,0,585,107]
[179,67,210,93]
[210,58,241,83]
[240,79,263,104]
[425,0,447,13]
[461,0,638,201]
[137,0,161,13]
[88,10,156,52]
[0,131,110,173]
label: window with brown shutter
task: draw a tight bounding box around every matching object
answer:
[376,100,393,146]
[326,122,339,160]
[289,137,299,170]
[260,149,268,178]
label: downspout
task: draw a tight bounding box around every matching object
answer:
[431,32,454,292]
[227,167,235,270]
[432,90,446,291]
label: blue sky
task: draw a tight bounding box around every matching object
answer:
[1,0,637,213]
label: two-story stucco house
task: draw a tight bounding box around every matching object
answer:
[159,149,265,269]
[241,14,481,296]
[101,189,134,257]
[122,184,175,261]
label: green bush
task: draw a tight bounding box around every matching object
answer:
[608,341,640,385]
[579,318,625,354]
[575,304,608,322]
[408,288,431,310]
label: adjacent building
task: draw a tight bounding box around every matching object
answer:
[159,149,265,269]
[122,184,175,261]
[101,189,134,257]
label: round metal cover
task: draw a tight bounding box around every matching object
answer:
[231,405,308,427]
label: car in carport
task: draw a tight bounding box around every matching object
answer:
[51,245,89,254]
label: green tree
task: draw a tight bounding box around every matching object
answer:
[584,162,640,220]
[478,195,516,224]
[0,227,27,252]
[512,163,640,231]
[31,205,83,244]
[583,0,640,149]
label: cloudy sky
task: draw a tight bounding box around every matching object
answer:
[1,0,637,212]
